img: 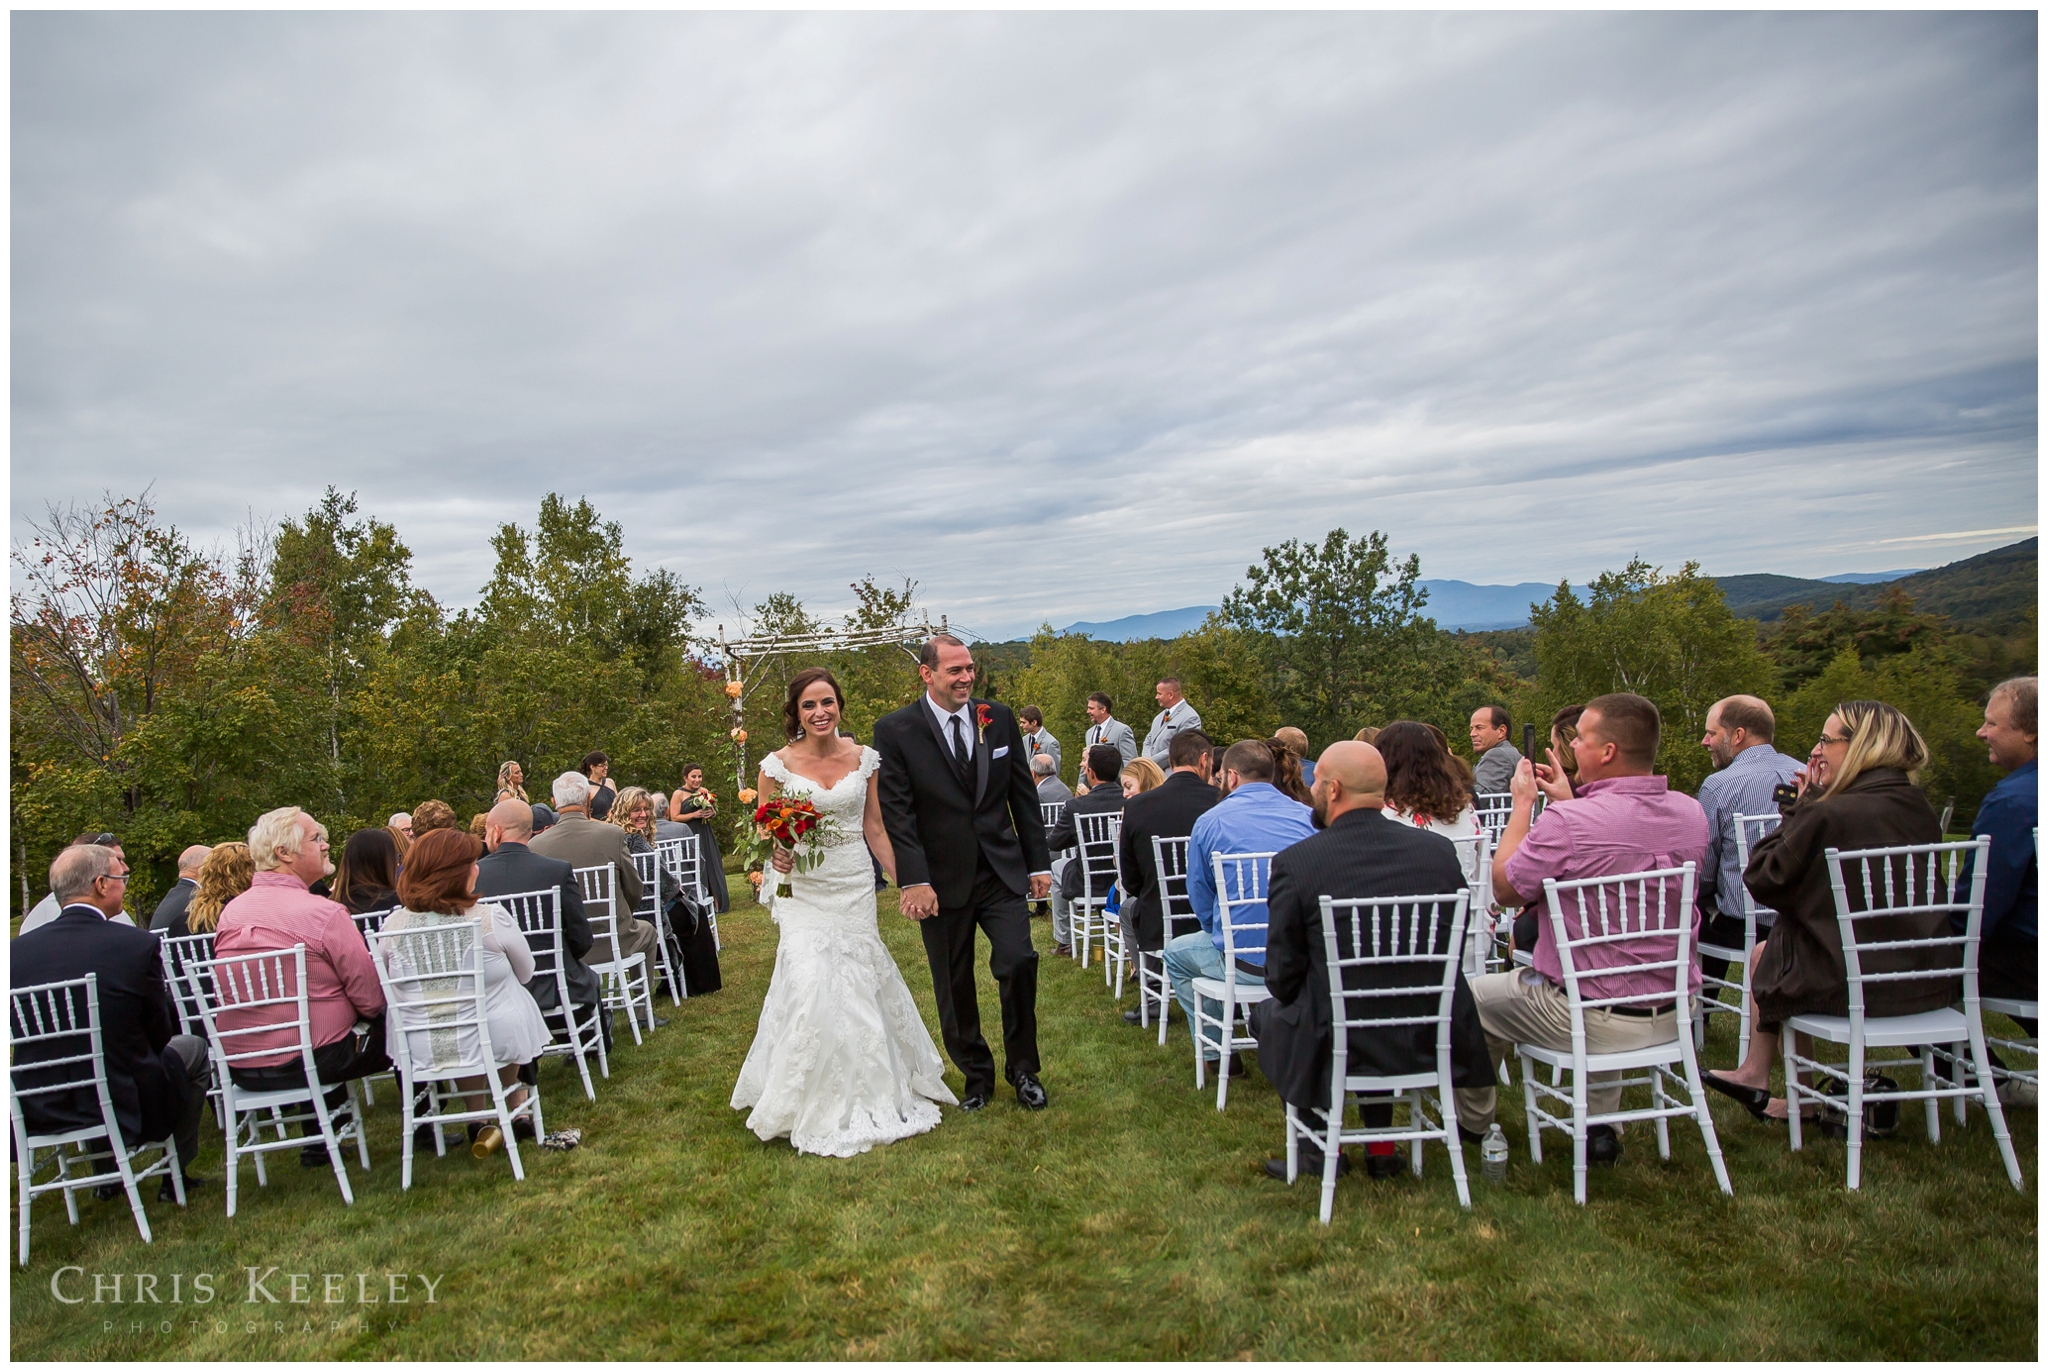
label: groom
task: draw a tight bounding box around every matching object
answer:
[874,634,1054,1111]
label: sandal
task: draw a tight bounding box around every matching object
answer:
[1702,1071,1772,1122]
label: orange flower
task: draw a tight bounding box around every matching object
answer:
[725,681,744,699]
[737,788,757,804]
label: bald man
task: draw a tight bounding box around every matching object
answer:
[475,797,605,1040]
[1250,742,1490,1182]
[1695,694,1801,985]
[149,844,213,932]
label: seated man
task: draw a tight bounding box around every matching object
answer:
[1166,739,1315,1077]
[13,843,213,1200]
[476,798,609,1049]
[1965,675,2037,1104]
[213,806,390,1165]
[1452,693,1708,1167]
[1032,755,1074,922]
[1252,742,1490,1179]
[1115,729,1219,1026]
[531,770,657,969]
[1694,694,1801,986]
[148,845,212,932]
[1045,745,1127,960]
[18,834,139,935]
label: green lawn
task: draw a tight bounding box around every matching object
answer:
[10,890,2037,1360]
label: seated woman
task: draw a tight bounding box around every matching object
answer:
[1547,704,1585,797]
[1705,700,1950,1121]
[1374,720,1482,882]
[1120,756,1166,798]
[618,784,723,996]
[666,763,732,917]
[1266,737,1313,805]
[333,827,402,920]
[174,841,254,939]
[380,829,549,1152]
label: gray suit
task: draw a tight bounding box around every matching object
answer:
[530,814,656,964]
[1141,701,1202,769]
[1472,742,1523,796]
[1082,717,1139,776]
[1022,728,1062,777]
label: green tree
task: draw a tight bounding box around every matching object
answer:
[1530,559,1771,793]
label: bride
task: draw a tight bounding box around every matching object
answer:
[730,667,958,1155]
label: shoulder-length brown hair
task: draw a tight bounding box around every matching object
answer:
[1264,738,1311,804]
[396,829,483,915]
[1377,720,1475,824]
[783,668,845,741]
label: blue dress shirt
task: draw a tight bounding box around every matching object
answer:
[1185,782,1315,966]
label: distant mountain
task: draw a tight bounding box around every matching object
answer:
[1058,607,1216,641]
[1413,580,1584,632]
[1819,569,1922,584]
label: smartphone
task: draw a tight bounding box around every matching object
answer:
[1523,723,1536,762]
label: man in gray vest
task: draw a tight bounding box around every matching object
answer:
[1142,679,1202,770]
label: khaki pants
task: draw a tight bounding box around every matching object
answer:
[1454,970,1687,1130]
[593,913,660,967]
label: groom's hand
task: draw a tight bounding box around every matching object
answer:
[1029,873,1052,900]
[900,884,938,921]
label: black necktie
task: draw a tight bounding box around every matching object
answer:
[949,714,971,786]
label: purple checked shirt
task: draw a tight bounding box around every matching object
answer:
[1503,774,1710,998]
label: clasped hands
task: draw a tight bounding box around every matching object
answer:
[897,873,1052,922]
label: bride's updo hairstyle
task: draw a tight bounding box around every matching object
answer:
[783,668,847,741]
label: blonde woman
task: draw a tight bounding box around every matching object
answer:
[175,842,254,938]
[495,761,528,804]
[1704,700,1947,1122]
[1120,756,1166,798]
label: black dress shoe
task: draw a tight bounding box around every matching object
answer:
[1458,1125,1487,1146]
[301,1146,332,1169]
[1587,1125,1622,1167]
[1365,1150,1404,1180]
[94,1182,122,1202]
[1212,1052,1246,1079]
[158,1173,208,1204]
[1702,1071,1772,1122]
[1266,1153,1350,1180]
[649,1015,670,1029]
[1012,1073,1049,1110]
[1123,1009,1145,1025]
[959,1091,990,1112]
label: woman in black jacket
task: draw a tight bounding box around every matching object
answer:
[1705,700,1948,1120]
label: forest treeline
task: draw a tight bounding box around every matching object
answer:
[12,491,2033,912]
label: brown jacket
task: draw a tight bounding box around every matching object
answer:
[1745,767,1953,1025]
[530,814,646,962]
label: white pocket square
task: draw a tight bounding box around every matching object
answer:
[991,745,1010,758]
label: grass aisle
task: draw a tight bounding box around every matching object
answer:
[11,889,2037,1359]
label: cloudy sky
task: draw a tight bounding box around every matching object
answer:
[12,12,2037,640]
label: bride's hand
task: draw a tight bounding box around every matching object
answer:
[770,847,795,874]
[899,884,938,921]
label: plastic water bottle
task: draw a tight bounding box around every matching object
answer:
[1481,1124,1509,1184]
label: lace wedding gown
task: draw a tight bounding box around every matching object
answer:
[731,746,957,1156]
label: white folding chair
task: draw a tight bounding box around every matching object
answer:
[1072,812,1124,991]
[1784,840,2023,1192]
[1518,862,1733,1205]
[1695,812,1781,1062]
[11,975,186,1265]
[498,886,607,1099]
[658,834,719,952]
[1473,793,1515,839]
[158,932,228,1125]
[1039,801,1067,833]
[1140,834,1195,1041]
[1283,891,1475,1219]
[575,865,656,1045]
[1974,827,2038,1105]
[629,849,686,1008]
[369,919,543,1189]
[188,944,371,1217]
[1444,829,1496,977]
[1191,850,1277,1110]
[350,906,394,943]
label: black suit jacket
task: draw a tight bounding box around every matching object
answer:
[1117,771,1223,951]
[148,878,197,933]
[1251,809,1493,1113]
[1048,779,1126,902]
[874,695,1052,908]
[13,907,186,1145]
[475,842,600,1012]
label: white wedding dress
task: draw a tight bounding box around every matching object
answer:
[730,746,957,1156]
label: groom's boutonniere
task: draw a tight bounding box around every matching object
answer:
[975,703,993,742]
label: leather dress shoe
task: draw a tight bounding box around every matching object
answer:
[1012,1072,1049,1110]
[1458,1125,1487,1146]
[1266,1153,1350,1180]
[959,1091,990,1112]
[1123,1009,1145,1025]
[159,1173,208,1204]
[1364,1150,1405,1180]
[1208,1052,1247,1079]
[1586,1125,1622,1167]
[649,1016,670,1029]
[1051,944,1072,958]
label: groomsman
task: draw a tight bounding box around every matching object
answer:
[1083,692,1139,784]
[1142,679,1202,770]
[1019,707,1062,777]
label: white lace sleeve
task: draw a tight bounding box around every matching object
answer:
[760,752,791,785]
[857,746,882,781]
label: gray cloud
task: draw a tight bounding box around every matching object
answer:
[12,12,2035,641]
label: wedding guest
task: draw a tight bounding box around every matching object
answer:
[388,821,413,863]
[411,799,459,838]
[148,845,212,932]
[19,834,137,935]
[1046,744,1128,959]
[1167,740,1315,1076]
[1468,706,1522,795]
[1019,707,1063,777]
[1266,736,1313,805]
[530,803,557,835]
[1121,756,1166,797]
[1353,725,1382,746]
[1034,754,1075,807]
[1705,701,1950,1123]
[1274,726,1316,789]
[1034,755,1075,926]
[532,771,657,969]
[613,784,720,997]
[1694,695,1800,988]
[213,808,389,1165]
[389,812,415,843]
[176,843,254,938]
[1143,679,1204,770]
[495,761,529,804]
[1548,705,1586,795]
[1376,721,1483,884]
[468,813,491,843]
[1962,676,2038,1104]
[381,828,548,1148]
[1082,693,1139,776]
[1116,730,1219,1026]
[332,827,402,918]
[477,799,605,1047]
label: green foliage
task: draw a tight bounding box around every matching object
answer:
[1530,559,1772,793]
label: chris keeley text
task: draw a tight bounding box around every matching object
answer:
[48,1267,446,1306]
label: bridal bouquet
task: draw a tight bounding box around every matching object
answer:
[743,797,839,898]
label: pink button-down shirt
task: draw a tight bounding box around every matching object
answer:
[212,872,387,1067]
[1503,774,1710,1000]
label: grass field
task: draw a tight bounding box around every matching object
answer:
[10,888,2037,1360]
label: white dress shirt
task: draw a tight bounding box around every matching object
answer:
[919,693,1050,879]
